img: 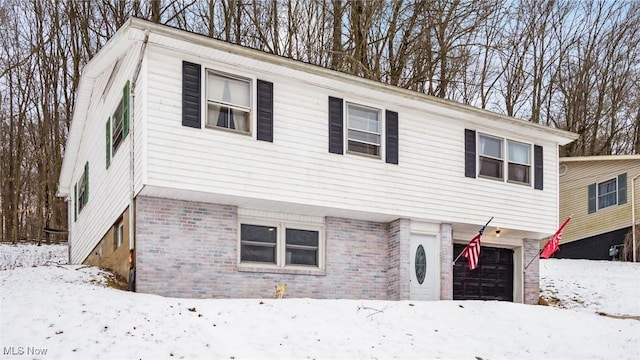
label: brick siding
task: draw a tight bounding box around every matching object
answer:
[136,196,392,299]
[439,223,453,300]
[523,238,540,305]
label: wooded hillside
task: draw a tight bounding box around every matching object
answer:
[1,0,638,243]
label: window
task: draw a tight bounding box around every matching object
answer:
[507,141,531,185]
[285,228,319,266]
[114,221,124,249]
[478,134,503,179]
[107,81,130,164]
[347,103,381,157]
[206,71,251,134]
[112,98,124,153]
[598,179,617,209]
[239,222,322,268]
[75,162,89,217]
[240,224,277,264]
[477,133,532,186]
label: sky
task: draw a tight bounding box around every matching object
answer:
[0,243,638,360]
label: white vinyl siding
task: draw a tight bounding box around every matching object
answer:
[68,41,145,264]
[143,43,561,234]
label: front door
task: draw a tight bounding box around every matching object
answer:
[409,234,438,300]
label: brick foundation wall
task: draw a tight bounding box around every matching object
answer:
[387,219,410,300]
[439,223,453,300]
[523,238,540,305]
[135,196,392,299]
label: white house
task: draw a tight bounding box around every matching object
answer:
[57,18,577,303]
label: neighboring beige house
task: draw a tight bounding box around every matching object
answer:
[557,155,640,260]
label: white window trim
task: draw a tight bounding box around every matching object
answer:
[116,221,124,249]
[597,178,618,210]
[477,132,533,187]
[344,100,384,159]
[237,216,325,274]
[204,68,254,136]
[112,98,125,155]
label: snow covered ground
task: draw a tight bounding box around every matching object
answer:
[1,243,639,359]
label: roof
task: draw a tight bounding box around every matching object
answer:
[560,154,640,163]
[58,17,579,197]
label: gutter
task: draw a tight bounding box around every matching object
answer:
[128,29,149,275]
[632,174,640,262]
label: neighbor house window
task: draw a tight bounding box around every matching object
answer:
[239,221,322,269]
[507,140,531,185]
[478,134,504,180]
[598,179,617,209]
[347,103,381,157]
[206,71,251,134]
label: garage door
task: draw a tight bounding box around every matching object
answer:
[453,244,514,302]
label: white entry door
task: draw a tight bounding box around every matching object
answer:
[410,234,438,300]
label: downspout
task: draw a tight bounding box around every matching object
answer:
[632,174,640,262]
[128,29,149,287]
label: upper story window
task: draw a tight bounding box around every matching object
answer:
[478,133,531,186]
[206,71,251,134]
[598,178,617,209]
[346,103,381,157]
[112,98,125,153]
[327,96,398,164]
[478,134,504,179]
[105,81,130,169]
[239,221,323,269]
[507,140,531,185]
[75,162,89,221]
[465,129,542,189]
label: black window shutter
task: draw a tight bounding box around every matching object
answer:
[385,110,399,164]
[588,183,597,213]
[256,79,273,142]
[534,145,543,190]
[464,129,476,178]
[182,61,201,128]
[328,96,344,154]
[618,173,627,205]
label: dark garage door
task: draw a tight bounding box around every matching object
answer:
[453,244,514,302]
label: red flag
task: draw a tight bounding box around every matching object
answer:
[462,234,482,270]
[540,217,572,259]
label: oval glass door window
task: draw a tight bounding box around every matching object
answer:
[415,244,427,284]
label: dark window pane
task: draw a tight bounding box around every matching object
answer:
[241,224,277,243]
[241,244,276,263]
[348,140,380,156]
[479,157,503,179]
[286,229,319,247]
[508,163,530,184]
[598,179,617,209]
[286,248,317,266]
